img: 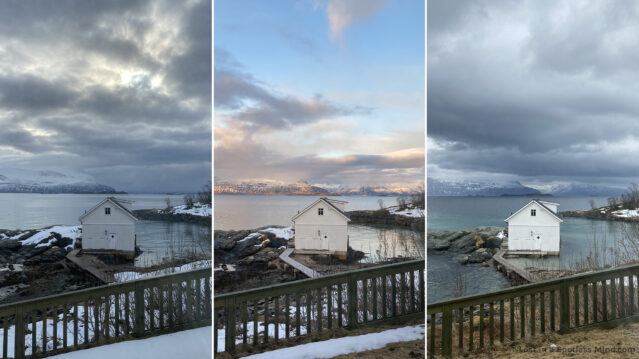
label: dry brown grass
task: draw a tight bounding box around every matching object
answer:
[469,321,639,358]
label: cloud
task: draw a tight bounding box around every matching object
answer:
[320,0,389,40]
[214,50,354,130]
[0,0,211,193]
[428,0,639,186]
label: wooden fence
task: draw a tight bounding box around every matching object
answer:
[427,262,639,357]
[0,267,211,359]
[214,259,425,355]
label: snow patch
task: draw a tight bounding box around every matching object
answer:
[497,231,505,239]
[612,208,639,218]
[19,226,81,250]
[388,206,423,218]
[238,233,261,243]
[240,325,425,358]
[171,203,211,217]
[48,326,211,359]
[259,227,294,240]
[114,260,211,282]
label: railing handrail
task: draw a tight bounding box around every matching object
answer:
[0,267,211,314]
[427,261,639,312]
[215,259,423,304]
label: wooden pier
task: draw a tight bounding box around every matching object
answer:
[66,249,116,283]
[279,248,321,278]
[492,249,536,283]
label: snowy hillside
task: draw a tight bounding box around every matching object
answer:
[0,168,118,194]
[524,182,623,197]
[427,178,541,196]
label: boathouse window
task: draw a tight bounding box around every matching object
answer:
[105,207,111,215]
[318,208,324,215]
[531,209,536,216]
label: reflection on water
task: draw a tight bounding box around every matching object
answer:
[135,221,211,267]
[349,224,424,262]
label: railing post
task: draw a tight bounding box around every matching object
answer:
[559,281,570,333]
[347,275,358,328]
[134,282,145,337]
[225,297,236,353]
[14,306,25,359]
[442,306,453,357]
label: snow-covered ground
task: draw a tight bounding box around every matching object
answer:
[388,206,424,218]
[612,208,639,218]
[259,227,294,240]
[114,260,211,282]
[19,226,81,250]
[170,203,211,217]
[48,326,211,359]
[0,226,81,250]
[241,325,424,359]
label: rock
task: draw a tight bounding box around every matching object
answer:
[55,237,73,248]
[24,247,67,265]
[428,237,451,250]
[214,229,252,251]
[234,233,266,258]
[0,240,22,252]
[448,232,478,253]
[475,238,485,248]
[464,249,493,264]
[485,235,503,249]
[20,245,50,260]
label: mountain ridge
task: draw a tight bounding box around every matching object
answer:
[0,168,122,194]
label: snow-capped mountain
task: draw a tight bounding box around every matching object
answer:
[0,168,119,194]
[214,181,418,196]
[524,182,623,197]
[427,178,542,196]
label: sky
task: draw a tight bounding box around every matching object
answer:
[214,0,425,189]
[0,0,211,193]
[428,0,639,190]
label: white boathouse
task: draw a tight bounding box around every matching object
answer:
[505,199,562,255]
[79,197,137,259]
[291,198,350,260]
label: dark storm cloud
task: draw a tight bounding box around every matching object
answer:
[0,0,211,193]
[166,0,212,101]
[0,74,75,111]
[428,0,639,185]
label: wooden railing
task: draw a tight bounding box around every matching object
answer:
[214,259,425,355]
[0,267,211,359]
[427,262,639,357]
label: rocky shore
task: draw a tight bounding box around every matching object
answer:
[347,209,425,232]
[214,228,297,294]
[214,227,367,293]
[133,208,211,225]
[561,206,639,222]
[0,229,102,303]
[428,226,505,265]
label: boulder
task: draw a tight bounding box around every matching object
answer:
[0,240,22,252]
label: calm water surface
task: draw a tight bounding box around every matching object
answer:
[427,196,628,302]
